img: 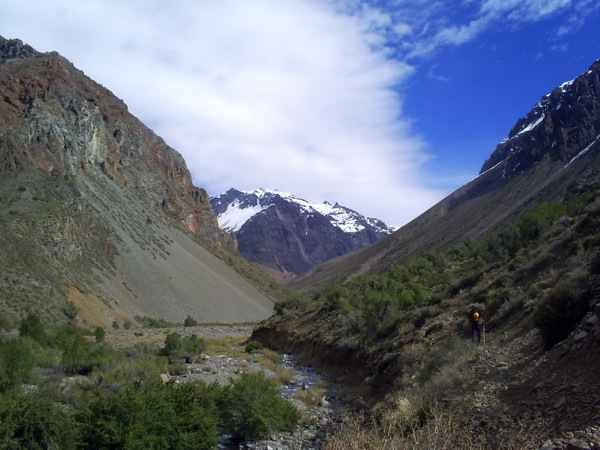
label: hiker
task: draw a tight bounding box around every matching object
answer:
[469,307,484,345]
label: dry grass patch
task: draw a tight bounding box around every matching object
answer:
[324,400,543,450]
[203,335,248,358]
[296,384,327,408]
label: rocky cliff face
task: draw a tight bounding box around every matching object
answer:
[0,37,273,326]
[481,60,600,176]
[0,37,233,249]
[211,188,396,278]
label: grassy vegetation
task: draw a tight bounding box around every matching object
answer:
[0,316,300,448]
[274,195,599,346]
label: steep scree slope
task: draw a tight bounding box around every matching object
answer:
[0,37,273,326]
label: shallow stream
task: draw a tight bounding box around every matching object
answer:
[218,353,340,449]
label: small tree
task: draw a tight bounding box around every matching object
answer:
[0,338,35,391]
[18,313,47,346]
[94,327,106,343]
[223,372,299,442]
[183,315,199,327]
[163,332,182,355]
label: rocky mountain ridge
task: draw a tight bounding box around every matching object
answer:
[481,60,600,175]
[0,37,273,326]
[211,188,396,280]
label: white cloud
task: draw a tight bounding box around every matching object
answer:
[0,0,595,225]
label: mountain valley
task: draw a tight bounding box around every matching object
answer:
[1,34,600,449]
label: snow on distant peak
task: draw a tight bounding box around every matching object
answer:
[212,188,397,234]
[216,199,264,232]
[558,79,574,92]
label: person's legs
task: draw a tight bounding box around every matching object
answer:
[472,323,480,344]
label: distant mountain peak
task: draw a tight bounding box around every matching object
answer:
[481,59,600,176]
[210,188,398,277]
[212,187,397,234]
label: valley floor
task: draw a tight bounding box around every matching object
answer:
[103,317,600,449]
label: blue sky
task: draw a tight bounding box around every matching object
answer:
[1,1,599,226]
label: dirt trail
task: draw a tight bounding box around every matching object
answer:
[450,315,600,447]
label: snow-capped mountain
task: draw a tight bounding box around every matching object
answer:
[480,59,600,178]
[210,188,397,278]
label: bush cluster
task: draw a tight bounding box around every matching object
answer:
[274,200,584,341]
[533,282,589,348]
[0,316,300,448]
[161,332,207,361]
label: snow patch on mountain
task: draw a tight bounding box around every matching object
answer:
[212,188,398,234]
[217,201,263,232]
[566,134,600,167]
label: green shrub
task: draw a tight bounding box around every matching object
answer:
[533,284,589,349]
[273,291,311,315]
[94,327,105,343]
[77,380,221,449]
[49,326,113,375]
[162,333,206,361]
[0,338,35,391]
[135,316,178,328]
[245,340,264,353]
[183,315,199,327]
[60,335,103,375]
[101,353,167,385]
[0,315,11,332]
[518,202,567,243]
[223,371,300,442]
[169,361,189,376]
[0,390,78,449]
[163,332,182,355]
[19,313,47,346]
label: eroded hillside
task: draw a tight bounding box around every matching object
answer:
[0,37,275,326]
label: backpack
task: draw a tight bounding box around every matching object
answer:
[468,305,485,323]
